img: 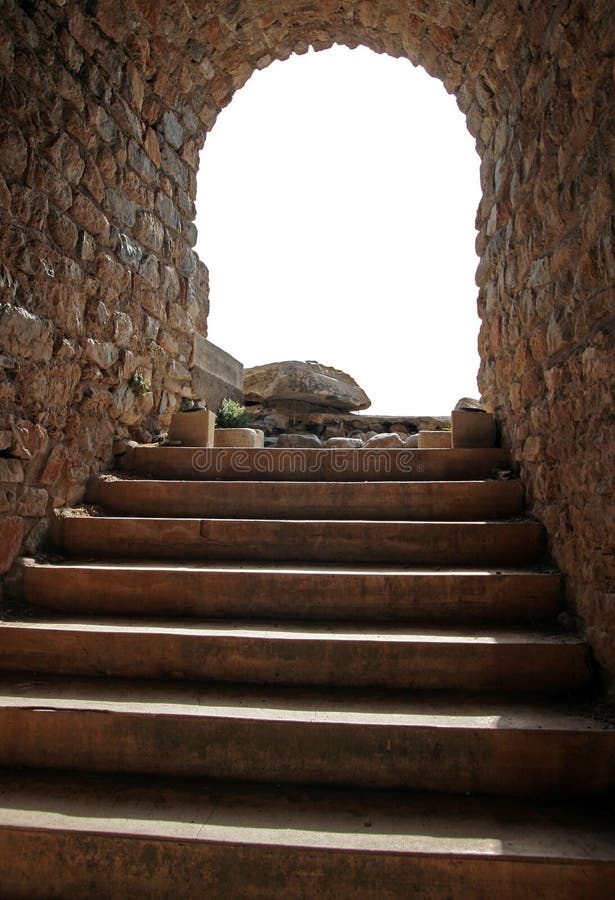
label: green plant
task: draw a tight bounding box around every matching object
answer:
[128,371,151,396]
[216,398,250,428]
[179,397,195,412]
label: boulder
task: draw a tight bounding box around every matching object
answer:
[454,397,487,412]
[244,361,370,412]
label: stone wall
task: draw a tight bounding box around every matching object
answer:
[0,0,210,571]
[472,1,614,675]
[0,2,613,677]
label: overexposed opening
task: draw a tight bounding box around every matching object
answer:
[196,46,481,415]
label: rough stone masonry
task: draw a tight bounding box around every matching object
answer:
[0,1,613,677]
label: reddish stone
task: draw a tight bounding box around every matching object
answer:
[40,445,69,486]
[46,133,85,185]
[48,210,79,253]
[144,127,161,167]
[81,155,105,204]
[70,194,110,240]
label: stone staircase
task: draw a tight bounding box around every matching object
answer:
[0,446,613,897]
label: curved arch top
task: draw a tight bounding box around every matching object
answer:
[101,0,519,145]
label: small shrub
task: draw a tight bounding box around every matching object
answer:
[179,398,195,412]
[128,372,151,396]
[216,398,250,428]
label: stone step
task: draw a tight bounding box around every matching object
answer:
[0,619,591,692]
[0,675,613,796]
[21,560,561,623]
[1,773,613,899]
[124,445,513,482]
[54,516,545,565]
[88,477,524,520]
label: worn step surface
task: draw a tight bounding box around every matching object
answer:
[1,772,614,900]
[0,619,591,692]
[124,446,513,482]
[21,560,562,623]
[4,439,604,895]
[88,477,524,520]
[0,675,613,796]
[55,515,545,565]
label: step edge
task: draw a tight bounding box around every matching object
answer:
[1,820,613,863]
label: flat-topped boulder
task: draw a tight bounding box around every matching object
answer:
[244,360,370,412]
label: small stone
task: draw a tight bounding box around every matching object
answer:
[84,338,119,370]
[161,111,184,150]
[40,445,69,485]
[158,328,179,356]
[0,129,27,179]
[363,433,406,449]
[96,252,131,292]
[81,154,105,203]
[144,128,161,166]
[0,489,16,514]
[155,191,181,231]
[325,437,364,448]
[48,210,79,253]
[277,433,323,448]
[71,193,110,240]
[134,210,164,253]
[117,232,143,270]
[128,139,157,185]
[138,253,160,288]
[113,312,133,347]
[47,132,85,184]
[0,306,54,363]
[104,186,137,229]
[124,60,144,112]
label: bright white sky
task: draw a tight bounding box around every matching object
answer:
[195,45,481,415]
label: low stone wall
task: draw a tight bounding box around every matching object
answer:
[191,337,243,415]
[247,404,451,442]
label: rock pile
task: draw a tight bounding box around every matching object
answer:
[244,360,451,444]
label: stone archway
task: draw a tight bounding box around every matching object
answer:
[0,1,613,674]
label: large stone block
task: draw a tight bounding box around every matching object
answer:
[168,410,215,447]
[419,431,452,449]
[190,336,243,413]
[452,410,497,449]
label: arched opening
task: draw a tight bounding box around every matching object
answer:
[196,45,481,414]
[0,0,611,677]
